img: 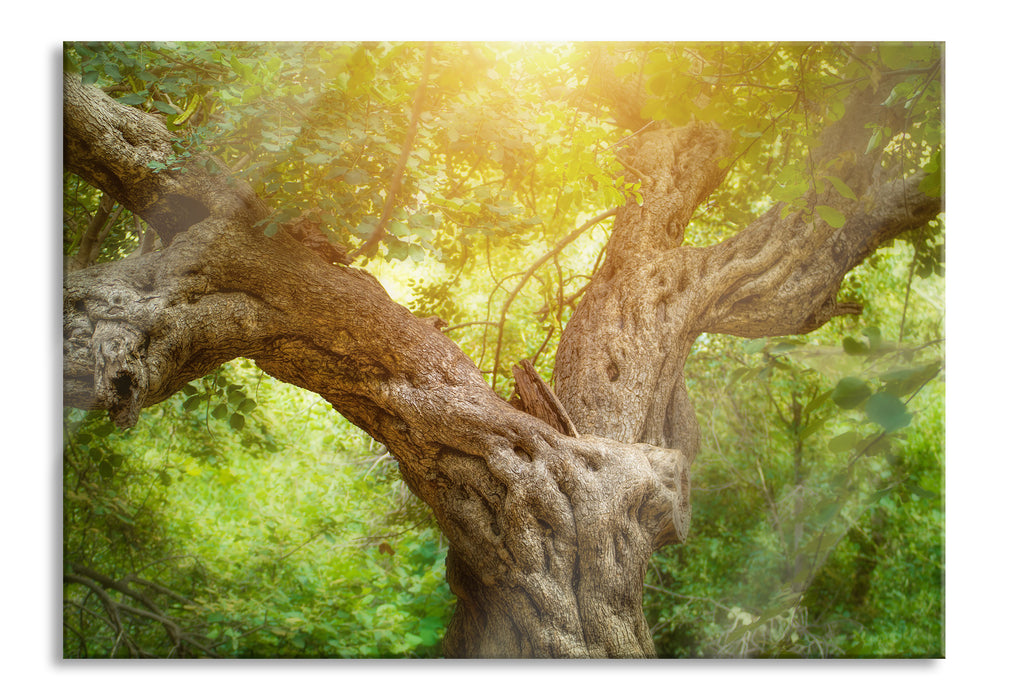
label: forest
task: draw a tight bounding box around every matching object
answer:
[61,41,943,658]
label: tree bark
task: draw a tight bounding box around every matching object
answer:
[62,68,941,657]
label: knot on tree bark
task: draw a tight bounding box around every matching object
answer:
[91,320,149,428]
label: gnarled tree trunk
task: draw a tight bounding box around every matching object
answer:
[62,63,941,658]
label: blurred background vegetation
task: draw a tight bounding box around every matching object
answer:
[62,41,943,658]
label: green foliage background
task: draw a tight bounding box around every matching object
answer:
[62,41,943,658]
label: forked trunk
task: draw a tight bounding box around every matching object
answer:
[62,67,941,657]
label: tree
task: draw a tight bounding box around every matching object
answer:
[62,42,943,658]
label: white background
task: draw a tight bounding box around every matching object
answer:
[5,5,995,697]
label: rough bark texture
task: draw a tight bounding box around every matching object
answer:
[62,67,942,658]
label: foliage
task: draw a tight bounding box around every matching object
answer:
[645,244,943,657]
[64,361,451,658]
[63,41,943,657]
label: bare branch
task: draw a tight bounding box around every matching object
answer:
[490,207,618,387]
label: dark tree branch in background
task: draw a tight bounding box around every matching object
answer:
[69,192,123,272]
[64,564,218,658]
[351,43,434,260]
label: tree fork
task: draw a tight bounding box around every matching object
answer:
[62,58,941,657]
[62,225,692,657]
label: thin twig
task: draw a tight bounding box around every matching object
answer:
[490,207,618,389]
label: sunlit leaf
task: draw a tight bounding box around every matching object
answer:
[823,175,856,200]
[865,128,883,154]
[828,430,860,453]
[815,205,846,228]
[238,398,257,413]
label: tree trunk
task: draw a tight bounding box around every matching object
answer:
[62,67,941,657]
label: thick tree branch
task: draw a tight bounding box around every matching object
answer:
[606,122,732,264]
[555,68,942,485]
[63,72,269,241]
[63,71,693,656]
[696,172,941,338]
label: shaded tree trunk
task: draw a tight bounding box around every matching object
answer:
[62,66,941,657]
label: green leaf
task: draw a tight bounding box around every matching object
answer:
[865,392,912,432]
[823,175,856,200]
[94,422,115,438]
[742,338,767,354]
[64,52,80,74]
[861,433,892,457]
[407,243,426,263]
[182,394,204,411]
[388,220,411,239]
[102,62,122,81]
[879,366,917,383]
[212,404,229,420]
[230,55,252,79]
[919,168,942,197]
[811,499,843,526]
[242,85,263,104]
[727,367,751,388]
[806,390,831,414]
[828,431,860,453]
[229,413,246,431]
[118,92,147,106]
[831,377,871,409]
[152,100,179,115]
[238,398,257,414]
[865,128,883,154]
[815,205,846,228]
[799,415,828,440]
[918,149,943,197]
[881,360,941,396]
[879,43,930,70]
[98,459,115,479]
[842,336,869,355]
[386,238,410,261]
